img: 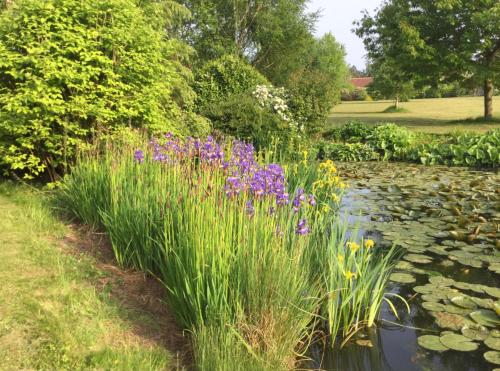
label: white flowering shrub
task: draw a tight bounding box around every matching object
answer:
[252,85,305,138]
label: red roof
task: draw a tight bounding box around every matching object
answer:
[350,77,373,88]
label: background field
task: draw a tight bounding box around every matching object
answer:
[329,96,500,133]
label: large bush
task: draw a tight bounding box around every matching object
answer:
[203,85,302,150]
[0,0,202,179]
[194,55,269,111]
[286,34,349,134]
[366,124,415,160]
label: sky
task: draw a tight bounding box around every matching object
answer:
[307,0,383,69]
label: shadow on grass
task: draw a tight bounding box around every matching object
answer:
[59,223,193,368]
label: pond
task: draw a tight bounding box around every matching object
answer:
[312,162,500,371]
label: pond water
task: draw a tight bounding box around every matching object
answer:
[313,162,499,371]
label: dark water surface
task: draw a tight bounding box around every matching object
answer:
[313,162,499,371]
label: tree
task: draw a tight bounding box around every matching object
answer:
[287,33,350,130]
[349,65,369,78]
[180,1,349,129]
[179,0,318,85]
[0,0,203,179]
[355,0,500,119]
[367,60,414,108]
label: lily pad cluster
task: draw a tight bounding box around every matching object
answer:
[337,162,500,366]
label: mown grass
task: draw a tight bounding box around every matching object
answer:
[0,182,180,371]
[329,96,500,133]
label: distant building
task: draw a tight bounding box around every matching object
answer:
[350,77,373,89]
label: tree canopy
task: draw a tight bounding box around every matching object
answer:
[356,0,500,118]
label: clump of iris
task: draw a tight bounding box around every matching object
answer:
[135,134,318,236]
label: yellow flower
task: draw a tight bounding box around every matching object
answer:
[331,193,340,203]
[345,271,356,280]
[321,204,331,214]
[337,254,344,263]
[346,241,360,253]
[364,239,375,249]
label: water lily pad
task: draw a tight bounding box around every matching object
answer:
[422,294,446,302]
[484,286,500,299]
[422,302,446,312]
[470,297,495,310]
[453,282,485,294]
[395,261,414,270]
[461,324,489,341]
[485,336,500,351]
[404,253,433,264]
[429,276,455,286]
[484,351,500,365]
[413,285,435,294]
[417,335,449,352]
[443,304,471,315]
[431,311,472,331]
[470,310,500,327]
[390,272,416,283]
[451,295,477,310]
[439,333,478,352]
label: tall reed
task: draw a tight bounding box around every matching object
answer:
[57,133,403,369]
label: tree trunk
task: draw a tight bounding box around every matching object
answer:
[484,79,493,119]
[395,96,399,109]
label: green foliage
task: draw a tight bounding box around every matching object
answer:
[203,84,303,151]
[309,228,404,345]
[0,0,199,179]
[341,87,369,101]
[317,142,379,162]
[180,0,318,85]
[367,124,415,160]
[365,60,415,105]
[320,122,499,167]
[195,55,268,110]
[416,130,500,167]
[337,121,376,143]
[287,33,350,133]
[58,137,398,368]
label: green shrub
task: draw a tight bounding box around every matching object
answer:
[0,0,198,179]
[416,130,500,167]
[338,121,375,143]
[341,88,369,101]
[367,124,415,160]
[195,55,269,111]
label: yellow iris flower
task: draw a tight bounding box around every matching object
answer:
[345,271,357,280]
[346,241,360,253]
[364,239,375,249]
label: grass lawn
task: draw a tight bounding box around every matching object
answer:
[329,96,500,133]
[0,182,187,370]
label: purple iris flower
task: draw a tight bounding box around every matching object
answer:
[134,150,144,163]
[296,219,310,235]
[309,194,316,206]
[246,200,255,217]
